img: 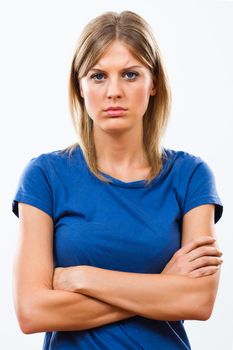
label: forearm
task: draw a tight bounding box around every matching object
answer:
[77,267,220,321]
[17,289,136,333]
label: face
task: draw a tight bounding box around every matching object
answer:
[79,40,156,134]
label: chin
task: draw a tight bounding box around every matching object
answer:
[103,127,130,134]
[100,119,131,132]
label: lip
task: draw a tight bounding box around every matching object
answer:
[104,106,127,117]
[105,106,127,111]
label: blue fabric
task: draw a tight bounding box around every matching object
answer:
[12,145,223,350]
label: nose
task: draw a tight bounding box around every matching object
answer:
[106,77,123,99]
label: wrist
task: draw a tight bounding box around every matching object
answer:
[74,265,93,293]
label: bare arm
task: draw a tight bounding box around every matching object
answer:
[13,203,136,334]
[54,204,222,321]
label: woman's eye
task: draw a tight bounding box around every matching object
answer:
[91,73,105,81]
[124,71,139,80]
[90,71,139,82]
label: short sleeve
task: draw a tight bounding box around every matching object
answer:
[12,155,53,219]
[182,160,223,224]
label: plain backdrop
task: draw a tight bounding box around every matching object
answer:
[1,0,232,349]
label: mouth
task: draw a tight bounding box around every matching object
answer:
[104,106,128,117]
[105,109,127,117]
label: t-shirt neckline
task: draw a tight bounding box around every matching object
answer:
[77,146,170,188]
[98,170,149,187]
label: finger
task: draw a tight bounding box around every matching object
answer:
[188,246,222,262]
[178,236,217,255]
[189,265,220,278]
[190,256,223,271]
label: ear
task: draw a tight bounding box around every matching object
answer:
[80,88,84,98]
[150,88,156,96]
[150,82,156,96]
[79,80,84,98]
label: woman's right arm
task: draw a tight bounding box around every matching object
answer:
[13,203,135,334]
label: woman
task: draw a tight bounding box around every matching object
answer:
[12,10,223,350]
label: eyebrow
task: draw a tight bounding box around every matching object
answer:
[89,65,143,73]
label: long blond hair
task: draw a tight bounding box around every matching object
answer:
[62,10,172,185]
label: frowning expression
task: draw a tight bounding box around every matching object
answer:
[79,40,156,134]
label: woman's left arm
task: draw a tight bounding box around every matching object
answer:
[54,204,222,321]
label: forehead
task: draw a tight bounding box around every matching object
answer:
[93,41,143,69]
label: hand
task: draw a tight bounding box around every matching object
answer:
[162,236,223,278]
[53,265,88,292]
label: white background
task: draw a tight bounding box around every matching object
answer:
[1,0,232,349]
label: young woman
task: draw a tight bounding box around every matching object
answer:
[12,10,223,350]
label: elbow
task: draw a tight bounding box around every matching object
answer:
[183,302,214,321]
[17,306,37,334]
[189,290,216,321]
[20,323,35,335]
[195,300,215,321]
[187,274,219,321]
[14,288,53,334]
[15,299,41,334]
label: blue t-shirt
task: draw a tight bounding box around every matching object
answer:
[12,145,223,350]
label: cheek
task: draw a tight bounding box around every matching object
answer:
[83,87,101,112]
[80,80,100,108]
[132,86,151,110]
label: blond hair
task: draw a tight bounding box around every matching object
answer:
[62,10,172,185]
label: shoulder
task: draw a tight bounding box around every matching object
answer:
[163,147,209,176]
[163,148,204,167]
[162,147,216,185]
[17,143,80,188]
[27,143,80,170]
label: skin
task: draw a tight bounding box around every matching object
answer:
[13,40,223,333]
[79,40,156,179]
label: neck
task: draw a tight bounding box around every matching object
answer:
[93,126,149,170]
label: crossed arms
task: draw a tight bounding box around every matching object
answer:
[13,203,222,333]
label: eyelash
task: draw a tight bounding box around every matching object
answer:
[90,71,139,82]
